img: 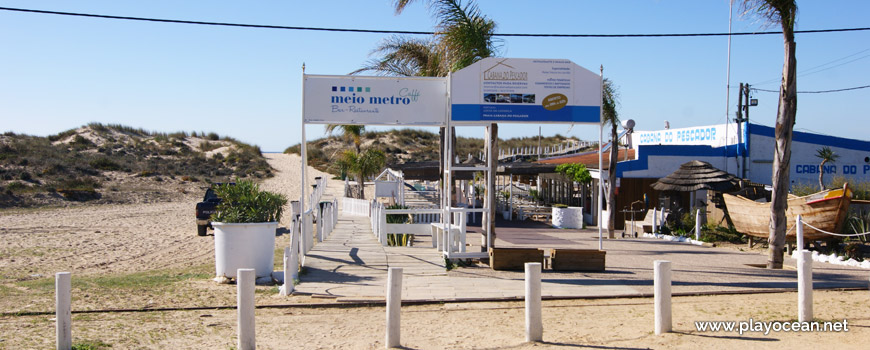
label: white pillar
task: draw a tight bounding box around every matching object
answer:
[796,214,804,253]
[386,267,403,348]
[56,272,71,350]
[237,268,256,350]
[798,250,813,322]
[654,260,672,335]
[525,262,543,342]
[281,247,293,296]
[652,207,658,234]
[694,209,701,241]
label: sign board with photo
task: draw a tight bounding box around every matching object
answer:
[451,58,601,124]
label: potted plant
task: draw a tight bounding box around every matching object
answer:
[210,180,287,281]
[552,204,584,229]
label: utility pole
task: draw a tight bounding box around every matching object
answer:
[734,83,752,180]
[736,83,744,123]
[743,83,750,124]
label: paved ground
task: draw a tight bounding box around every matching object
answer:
[294,212,870,302]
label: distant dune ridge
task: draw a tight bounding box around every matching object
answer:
[0,123,273,208]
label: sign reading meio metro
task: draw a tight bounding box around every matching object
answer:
[451,58,601,124]
[303,75,447,125]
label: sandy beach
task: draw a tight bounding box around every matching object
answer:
[1,153,869,349]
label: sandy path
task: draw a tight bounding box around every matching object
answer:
[0,153,341,280]
[3,290,868,349]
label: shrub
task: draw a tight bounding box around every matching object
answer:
[6,181,26,191]
[72,135,93,147]
[89,157,120,171]
[385,204,412,246]
[843,242,864,261]
[211,180,287,223]
[72,340,111,350]
[199,141,221,152]
[555,163,592,184]
[700,224,746,243]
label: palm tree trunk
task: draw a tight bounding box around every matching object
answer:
[818,160,827,190]
[607,125,619,239]
[768,19,797,269]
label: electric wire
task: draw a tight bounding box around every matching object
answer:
[2,6,870,38]
[752,84,870,94]
[751,47,870,86]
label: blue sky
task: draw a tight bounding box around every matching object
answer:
[1,1,868,152]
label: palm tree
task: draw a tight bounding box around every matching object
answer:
[602,78,620,238]
[325,124,365,154]
[337,149,387,199]
[741,0,798,269]
[815,146,839,190]
[351,36,446,77]
[358,0,499,77]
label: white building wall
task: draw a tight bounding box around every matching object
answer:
[623,123,870,190]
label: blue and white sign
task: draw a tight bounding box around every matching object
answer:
[451,58,601,124]
[304,75,447,125]
[632,123,740,148]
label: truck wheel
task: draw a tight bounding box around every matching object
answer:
[197,224,208,236]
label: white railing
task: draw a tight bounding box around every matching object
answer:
[309,177,327,207]
[342,197,371,216]
[497,140,595,160]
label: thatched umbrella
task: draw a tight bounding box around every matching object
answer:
[651,160,738,223]
[651,160,738,192]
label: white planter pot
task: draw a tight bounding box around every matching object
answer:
[213,222,278,279]
[552,206,584,229]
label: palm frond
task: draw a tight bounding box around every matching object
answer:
[602,78,620,127]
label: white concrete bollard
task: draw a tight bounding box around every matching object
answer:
[386,267,403,348]
[281,247,293,296]
[56,272,71,350]
[654,260,672,335]
[694,209,701,241]
[525,262,543,342]
[796,214,804,254]
[798,251,813,322]
[237,268,256,350]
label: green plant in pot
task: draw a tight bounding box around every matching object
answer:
[211,180,288,282]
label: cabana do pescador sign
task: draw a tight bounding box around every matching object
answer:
[303,75,447,126]
[451,58,602,124]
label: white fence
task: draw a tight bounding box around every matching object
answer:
[342,197,371,216]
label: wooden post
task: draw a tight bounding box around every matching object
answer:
[386,267,403,348]
[56,272,71,350]
[237,268,256,350]
[485,123,498,249]
[654,260,672,334]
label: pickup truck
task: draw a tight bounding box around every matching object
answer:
[195,185,225,236]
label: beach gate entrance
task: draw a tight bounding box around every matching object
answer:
[300,57,604,260]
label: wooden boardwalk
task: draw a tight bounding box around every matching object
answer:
[295,214,445,300]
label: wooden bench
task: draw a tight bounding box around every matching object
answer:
[489,247,544,270]
[549,249,606,271]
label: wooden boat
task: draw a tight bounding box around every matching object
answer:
[721,184,851,241]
